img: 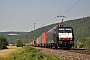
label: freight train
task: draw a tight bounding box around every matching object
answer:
[29,23,74,49]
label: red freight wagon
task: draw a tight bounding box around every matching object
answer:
[42,32,46,44]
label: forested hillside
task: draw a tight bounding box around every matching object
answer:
[0,16,90,46]
[0,32,28,44]
[29,16,90,43]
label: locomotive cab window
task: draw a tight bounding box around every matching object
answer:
[66,29,72,33]
[58,28,72,33]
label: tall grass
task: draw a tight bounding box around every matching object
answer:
[0,46,61,60]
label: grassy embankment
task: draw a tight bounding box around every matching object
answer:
[0,46,61,60]
[0,46,18,59]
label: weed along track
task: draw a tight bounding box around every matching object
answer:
[0,46,61,60]
[34,47,90,60]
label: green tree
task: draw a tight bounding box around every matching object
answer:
[85,37,90,49]
[0,36,8,49]
[15,39,24,47]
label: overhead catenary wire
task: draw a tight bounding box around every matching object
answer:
[47,0,82,26]
[57,0,74,16]
[61,0,81,15]
[55,0,74,23]
[47,0,75,24]
[54,0,81,23]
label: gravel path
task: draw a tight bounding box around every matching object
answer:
[34,47,90,60]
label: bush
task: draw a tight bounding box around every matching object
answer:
[85,37,90,49]
[2,46,61,60]
[0,36,8,49]
[14,39,24,47]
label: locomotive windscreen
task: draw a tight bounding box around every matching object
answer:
[58,29,72,33]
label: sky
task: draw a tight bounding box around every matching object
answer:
[0,0,90,32]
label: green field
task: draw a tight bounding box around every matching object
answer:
[0,46,61,60]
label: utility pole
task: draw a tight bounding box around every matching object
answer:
[34,23,36,40]
[29,32,30,42]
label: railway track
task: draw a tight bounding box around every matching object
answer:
[45,47,90,55]
[33,46,90,60]
[34,46,90,55]
[68,48,90,55]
